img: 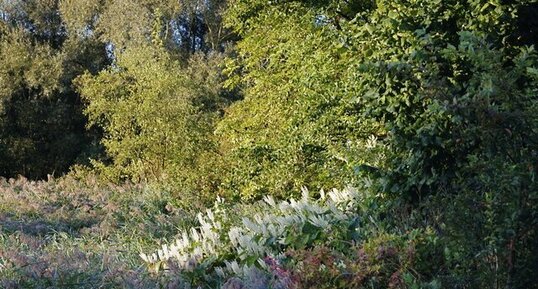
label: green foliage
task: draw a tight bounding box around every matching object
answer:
[139,186,450,289]
[0,0,110,179]
[1,0,537,288]
[0,0,233,180]
[220,0,538,287]
[222,0,538,196]
[0,21,108,178]
[219,1,385,200]
[76,46,227,204]
[283,231,444,289]
[339,1,538,201]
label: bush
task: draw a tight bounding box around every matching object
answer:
[76,46,228,205]
[141,187,447,288]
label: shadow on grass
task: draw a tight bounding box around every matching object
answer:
[0,213,99,237]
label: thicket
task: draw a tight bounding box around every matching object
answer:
[1,0,537,288]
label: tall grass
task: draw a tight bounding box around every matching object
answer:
[0,176,197,288]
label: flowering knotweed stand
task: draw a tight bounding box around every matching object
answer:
[141,187,363,279]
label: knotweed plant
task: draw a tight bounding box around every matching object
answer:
[141,187,365,284]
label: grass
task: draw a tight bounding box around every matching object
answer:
[0,176,198,288]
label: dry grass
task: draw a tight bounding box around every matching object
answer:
[0,176,197,288]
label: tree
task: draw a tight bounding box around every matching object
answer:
[76,46,225,188]
[0,0,234,179]
[217,1,384,200]
[0,0,108,178]
[223,0,538,286]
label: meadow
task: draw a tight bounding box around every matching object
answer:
[0,177,196,288]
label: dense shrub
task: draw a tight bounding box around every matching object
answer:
[76,47,229,205]
[140,187,448,288]
[217,2,385,200]
[220,1,538,287]
[222,0,538,196]
[0,15,108,179]
[2,0,537,288]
